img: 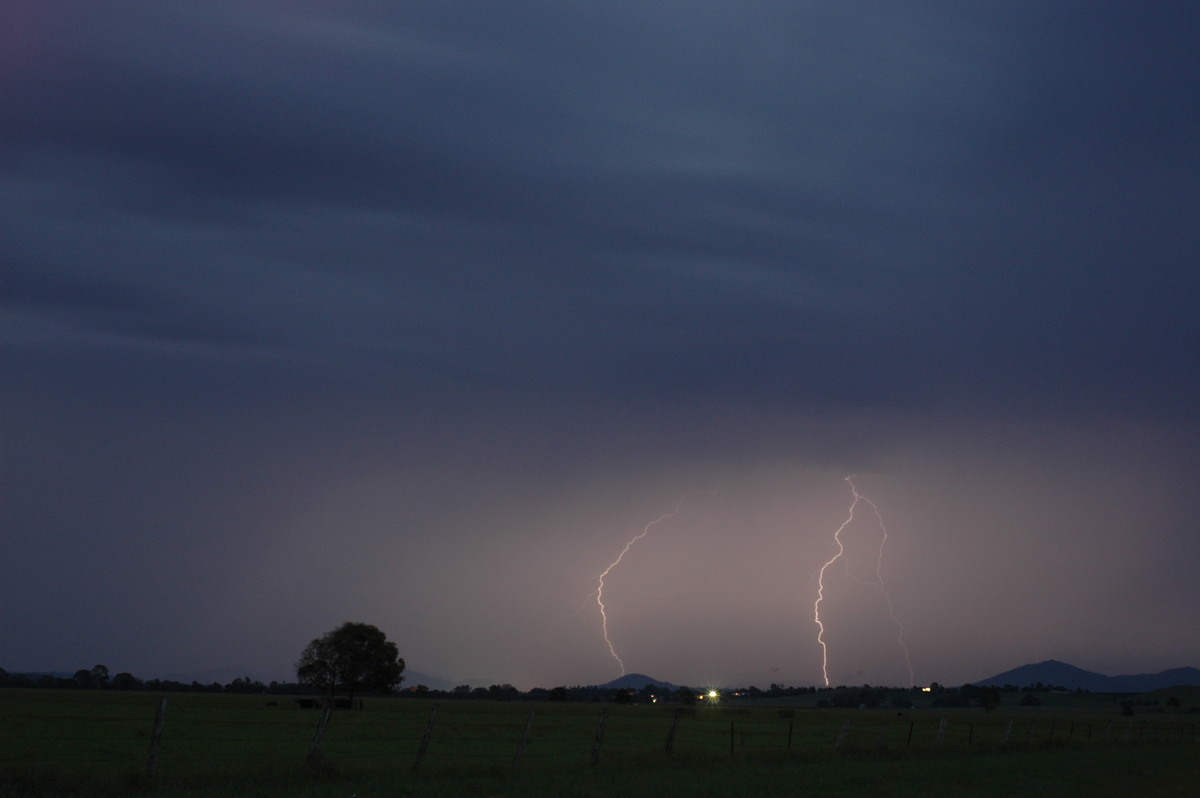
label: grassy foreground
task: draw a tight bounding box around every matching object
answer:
[2,689,1197,797]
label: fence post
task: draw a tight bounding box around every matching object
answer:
[906,720,914,748]
[591,709,608,765]
[935,717,947,746]
[834,720,850,748]
[787,721,794,752]
[147,698,168,780]
[412,704,438,770]
[729,721,735,757]
[512,712,534,769]
[307,703,333,765]
[1003,720,1013,744]
[967,723,973,746]
[665,709,682,753]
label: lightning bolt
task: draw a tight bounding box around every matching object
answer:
[860,480,915,688]
[813,476,914,687]
[596,497,687,676]
[813,486,852,687]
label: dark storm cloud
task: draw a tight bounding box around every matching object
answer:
[3,2,1199,686]
[8,2,1197,412]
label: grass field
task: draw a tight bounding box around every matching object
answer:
[2,688,1197,796]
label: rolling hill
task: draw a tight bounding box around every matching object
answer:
[975,660,1200,692]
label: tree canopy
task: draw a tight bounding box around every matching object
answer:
[296,622,405,702]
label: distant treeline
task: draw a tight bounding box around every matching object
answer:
[0,666,310,695]
[3,665,1094,708]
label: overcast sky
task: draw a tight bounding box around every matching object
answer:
[3,1,1199,690]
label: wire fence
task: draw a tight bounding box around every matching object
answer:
[2,692,1197,782]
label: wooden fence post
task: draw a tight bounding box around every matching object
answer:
[665,709,681,753]
[307,703,333,765]
[147,698,168,780]
[412,704,438,770]
[787,721,794,752]
[729,721,735,756]
[906,720,914,748]
[834,720,850,748]
[1003,720,1013,744]
[935,717,947,746]
[512,712,534,769]
[591,709,608,765]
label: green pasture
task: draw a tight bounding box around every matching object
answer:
[1,689,1197,797]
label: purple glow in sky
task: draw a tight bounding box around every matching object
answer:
[3,1,1199,690]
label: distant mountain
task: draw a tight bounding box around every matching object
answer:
[598,673,681,691]
[1109,667,1200,692]
[975,660,1200,692]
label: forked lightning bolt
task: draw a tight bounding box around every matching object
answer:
[813,477,914,687]
[596,498,687,676]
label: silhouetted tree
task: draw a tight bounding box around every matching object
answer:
[225,676,266,693]
[90,664,110,689]
[112,672,142,690]
[0,669,32,688]
[489,683,519,700]
[296,622,405,705]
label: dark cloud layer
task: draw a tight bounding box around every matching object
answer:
[3,2,1199,688]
